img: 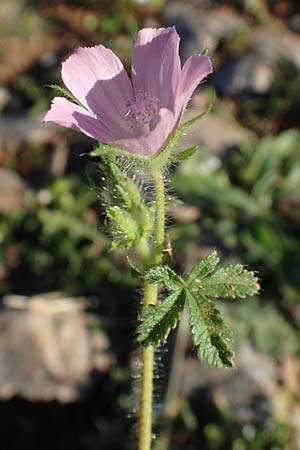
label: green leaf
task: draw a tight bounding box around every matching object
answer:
[187,251,259,299]
[145,265,183,291]
[184,251,259,367]
[137,290,185,346]
[138,265,185,346]
[188,250,219,286]
[187,291,234,368]
[194,264,259,299]
[46,84,83,108]
[202,48,209,56]
[137,253,259,367]
[171,146,198,163]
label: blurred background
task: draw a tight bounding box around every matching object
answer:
[1,0,300,449]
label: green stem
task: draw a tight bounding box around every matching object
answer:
[152,167,165,266]
[138,167,165,450]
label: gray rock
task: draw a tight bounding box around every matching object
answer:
[0,168,27,212]
[281,30,300,69]
[213,25,300,94]
[0,0,24,31]
[215,27,300,95]
[289,14,300,33]
[212,52,274,94]
[251,28,300,70]
[0,116,53,145]
[180,342,276,426]
[165,3,274,94]
[165,2,300,95]
[178,95,254,155]
[164,2,246,60]
[0,293,115,402]
[0,87,10,111]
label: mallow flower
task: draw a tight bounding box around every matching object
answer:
[44,27,212,157]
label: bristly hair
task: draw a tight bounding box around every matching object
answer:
[129,345,170,443]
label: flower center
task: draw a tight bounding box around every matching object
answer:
[125,91,160,130]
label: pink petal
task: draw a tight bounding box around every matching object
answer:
[144,108,177,155]
[61,45,134,139]
[132,27,181,112]
[113,108,177,157]
[178,54,213,119]
[43,97,116,142]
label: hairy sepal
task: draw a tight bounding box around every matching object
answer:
[107,206,139,250]
[102,161,153,251]
[108,162,141,206]
[91,143,147,165]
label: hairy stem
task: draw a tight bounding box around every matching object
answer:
[152,168,165,265]
[138,281,158,450]
[138,167,165,450]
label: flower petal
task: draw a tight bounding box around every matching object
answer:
[178,54,213,118]
[132,27,181,112]
[43,97,116,142]
[61,45,134,138]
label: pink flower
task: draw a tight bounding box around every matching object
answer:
[44,27,212,157]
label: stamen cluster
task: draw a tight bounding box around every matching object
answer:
[125,91,160,130]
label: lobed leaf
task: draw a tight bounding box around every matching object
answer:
[137,254,259,366]
[187,291,234,368]
[188,250,219,285]
[137,290,185,346]
[187,251,259,300]
[194,264,259,299]
[145,265,184,291]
